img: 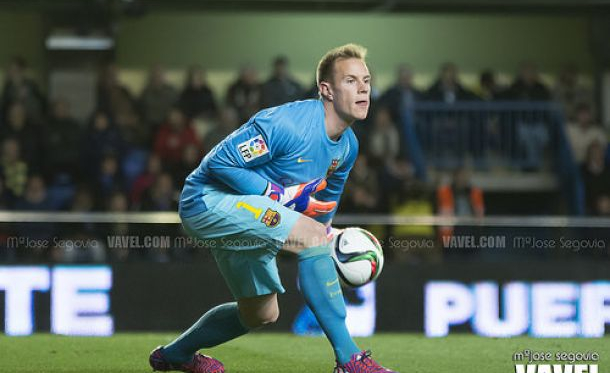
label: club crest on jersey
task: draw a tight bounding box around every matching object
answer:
[238,135,269,162]
[326,158,340,176]
[261,208,281,227]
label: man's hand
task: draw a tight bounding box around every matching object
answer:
[264,178,336,217]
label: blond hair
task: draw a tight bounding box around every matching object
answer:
[316,43,368,86]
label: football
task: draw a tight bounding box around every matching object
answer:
[329,227,384,287]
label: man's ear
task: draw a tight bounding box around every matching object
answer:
[319,82,333,101]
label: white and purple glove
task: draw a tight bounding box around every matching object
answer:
[263,178,336,217]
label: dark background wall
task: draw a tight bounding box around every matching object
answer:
[2,260,607,334]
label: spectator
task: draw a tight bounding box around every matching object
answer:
[0,101,42,171]
[501,62,552,170]
[106,191,131,261]
[43,99,82,180]
[172,143,203,188]
[390,180,437,263]
[437,168,485,216]
[368,107,402,168]
[0,138,28,203]
[341,154,379,213]
[14,176,57,259]
[0,175,9,209]
[469,69,505,167]
[302,78,319,100]
[260,56,303,108]
[96,64,148,148]
[139,64,179,133]
[82,110,125,177]
[476,69,504,101]
[596,196,610,217]
[96,153,126,205]
[153,107,201,168]
[130,154,163,208]
[380,158,414,211]
[424,62,477,103]
[422,64,478,169]
[226,64,262,123]
[379,64,423,122]
[53,184,104,263]
[581,141,610,215]
[140,172,178,212]
[436,167,484,240]
[503,61,551,101]
[138,173,177,262]
[178,65,218,120]
[203,107,239,152]
[0,174,13,260]
[116,106,149,148]
[96,63,139,124]
[70,184,97,213]
[1,56,46,125]
[566,103,607,164]
[553,64,594,121]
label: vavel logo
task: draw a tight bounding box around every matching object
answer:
[513,364,598,373]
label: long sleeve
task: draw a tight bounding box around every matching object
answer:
[206,110,294,195]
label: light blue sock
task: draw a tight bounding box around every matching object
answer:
[163,302,249,363]
[298,245,360,364]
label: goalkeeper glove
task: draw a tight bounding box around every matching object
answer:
[264,178,337,217]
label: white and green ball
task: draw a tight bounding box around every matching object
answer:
[329,227,384,287]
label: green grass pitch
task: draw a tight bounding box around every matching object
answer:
[0,333,606,372]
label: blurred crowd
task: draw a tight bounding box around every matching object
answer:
[0,55,609,262]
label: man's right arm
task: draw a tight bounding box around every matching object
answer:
[207,122,275,195]
[206,110,334,217]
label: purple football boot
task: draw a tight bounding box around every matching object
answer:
[334,350,397,373]
[149,346,225,373]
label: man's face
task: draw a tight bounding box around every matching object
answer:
[328,58,371,122]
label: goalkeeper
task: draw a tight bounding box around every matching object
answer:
[149,43,397,373]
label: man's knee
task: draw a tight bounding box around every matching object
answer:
[258,306,280,326]
[238,294,280,329]
[284,217,329,253]
[240,306,279,329]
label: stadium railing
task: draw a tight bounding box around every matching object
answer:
[1,211,610,227]
[400,101,583,214]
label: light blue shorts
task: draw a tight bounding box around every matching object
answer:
[180,186,301,299]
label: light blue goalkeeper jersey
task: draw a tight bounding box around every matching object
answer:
[179,99,358,224]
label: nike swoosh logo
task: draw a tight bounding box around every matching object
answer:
[326,279,339,287]
[297,157,313,163]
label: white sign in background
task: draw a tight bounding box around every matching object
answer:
[2,268,609,338]
[425,281,610,338]
[0,266,113,336]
